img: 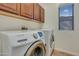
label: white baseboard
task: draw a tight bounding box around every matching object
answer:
[54,48,79,56]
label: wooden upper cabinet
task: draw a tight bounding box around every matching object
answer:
[20,3,34,19]
[40,7,45,22]
[0,3,20,14]
[0,3,45,23]
[34,4,40,21]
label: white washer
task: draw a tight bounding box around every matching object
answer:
[0,30,46,56]
[42,29,55,56]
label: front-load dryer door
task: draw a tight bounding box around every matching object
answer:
[24,40,46,56]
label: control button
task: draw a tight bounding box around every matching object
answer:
[33,33,38,39]
[38,32,43,37]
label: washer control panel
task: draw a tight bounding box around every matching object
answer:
[33,31,44,39]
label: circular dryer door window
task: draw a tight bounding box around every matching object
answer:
[24,40,46,56]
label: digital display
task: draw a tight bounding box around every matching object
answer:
[38,32,43,37]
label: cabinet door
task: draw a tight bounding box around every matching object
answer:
[0,3,20,14]
[34,4,40,21]
[40,7,45,22]
[21,3,34,19]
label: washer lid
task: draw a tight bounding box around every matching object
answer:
[24,40,46,56]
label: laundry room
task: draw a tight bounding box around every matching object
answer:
[0,3,79,56]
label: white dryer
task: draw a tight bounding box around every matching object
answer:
[42,29,55,56]
[0,30,46,56]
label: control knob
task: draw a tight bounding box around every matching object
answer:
[33,33,38,39]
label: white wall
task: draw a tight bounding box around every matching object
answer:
[41,3,79,55]
[0,15,43,31]
[40,3,57,30]
[54,3,79,55]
